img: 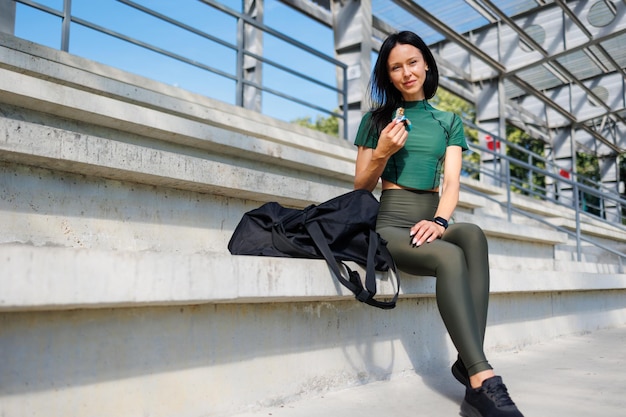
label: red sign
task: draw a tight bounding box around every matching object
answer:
[485,135,500,151]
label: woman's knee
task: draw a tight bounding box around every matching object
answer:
[446,223,487,246]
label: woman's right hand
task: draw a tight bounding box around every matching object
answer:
[354,121,408,191]
[375,120,408,159]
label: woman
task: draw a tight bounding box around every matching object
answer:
[353,31,524,417]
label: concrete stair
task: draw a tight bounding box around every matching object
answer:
[1,34,626,417]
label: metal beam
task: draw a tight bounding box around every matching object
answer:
[392,0,506,74]
[479,0,620,145]
[286,0,626,156]
[510,76,621,154]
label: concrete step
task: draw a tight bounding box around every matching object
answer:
[2,245,626,311]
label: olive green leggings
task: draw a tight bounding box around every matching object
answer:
[376,189,492,376]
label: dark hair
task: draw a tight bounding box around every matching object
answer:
[368,31,439,135]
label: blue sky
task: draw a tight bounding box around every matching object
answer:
[14,0,339,123]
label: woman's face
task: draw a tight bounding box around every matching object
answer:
[387,43,428,101]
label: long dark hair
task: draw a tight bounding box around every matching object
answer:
[368,31,439,136]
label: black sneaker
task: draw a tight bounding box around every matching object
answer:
[460,376,524,417]
[451,356,469,387]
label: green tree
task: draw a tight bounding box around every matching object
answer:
[575,152,600,181]
[432,89,475,122]
[575,151,601,216]
[292,113,339,137]
[506,125,545,197]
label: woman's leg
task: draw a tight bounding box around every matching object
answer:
[442,223,490,344]
[377,224,492,376]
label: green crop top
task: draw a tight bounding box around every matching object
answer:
[354,100,468,190]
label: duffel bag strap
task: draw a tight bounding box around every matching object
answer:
[305,221,399,309]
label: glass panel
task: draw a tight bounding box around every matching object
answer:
[491,0,551,16]
[371,0,444,45]
[428,0,489,34]
[516,64,562,91]
[600,34,626,69]
[556,50,603,81]
[504,79,526,100]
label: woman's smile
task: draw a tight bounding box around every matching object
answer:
[387,43,428,101]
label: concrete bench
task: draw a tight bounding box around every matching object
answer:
[3,244,625,312]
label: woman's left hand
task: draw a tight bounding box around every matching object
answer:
[409,219,445,247]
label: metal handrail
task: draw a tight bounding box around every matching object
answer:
[197,0,348,136]
[13,0,349,137]
[461,123,626,262]
[464,121,626,224]
[459,180,625,270]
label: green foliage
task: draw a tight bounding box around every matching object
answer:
[576,151,601,216]
[506,125,546,197]
[291,113,339,137]
[575,152,600,182]
[432,89,475,122]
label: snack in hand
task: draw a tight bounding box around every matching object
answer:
[394,107,412,131]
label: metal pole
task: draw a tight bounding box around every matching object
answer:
[61,0,72,51]
[0,0,16,34]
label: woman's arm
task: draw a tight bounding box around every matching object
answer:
[354,121,408,191]
[354,146,385,192]
[434,145,463,221]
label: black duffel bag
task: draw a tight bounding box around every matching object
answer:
[228,189,400,309]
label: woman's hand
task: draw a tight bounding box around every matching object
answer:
[376,120,409,158]
[409,219,445,247]
[354,121,408,191]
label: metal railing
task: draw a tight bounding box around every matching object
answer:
[462,121,626,265]
[12,0,349,137]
